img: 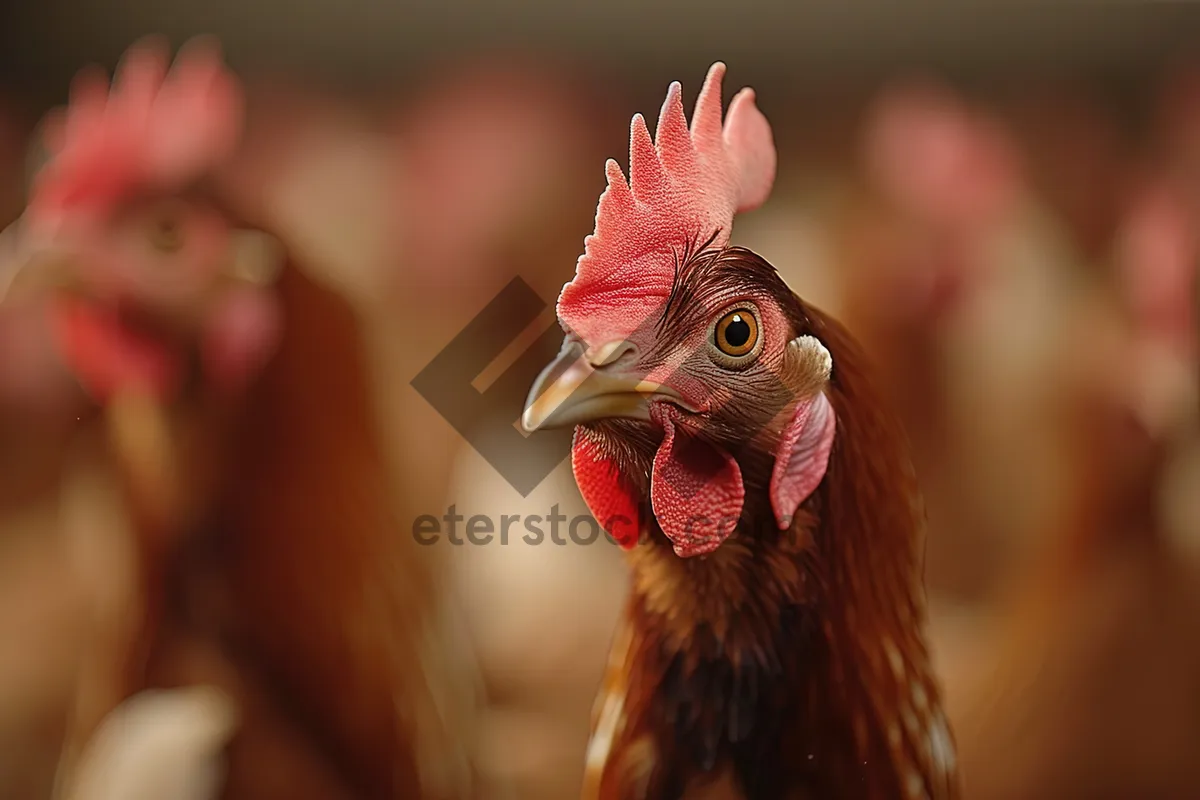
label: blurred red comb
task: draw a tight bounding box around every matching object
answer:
[1118,183,1197,360]
[557,62,776,346]
[29,36,243,228]
[863,81,1017,232]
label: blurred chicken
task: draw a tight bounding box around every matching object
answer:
[946,162,1200,800]
[0,38,476,799]
[0,97,83,496]
[0,95,101,800]
[831,81,1088,603]
[948,360,1200,799]
[1150,62,1200,561]
[379,59,614,515]
[1001,83,1135,263]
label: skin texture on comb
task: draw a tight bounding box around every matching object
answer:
[531,65,795,558]
[557,62,776,349]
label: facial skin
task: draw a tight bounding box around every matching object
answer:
[4,190,285,406]
[524,245,836,557]
[2,38,276,409]
[527,246,808,433]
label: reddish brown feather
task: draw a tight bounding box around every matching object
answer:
[36,39,469,798]
[583,279,959,798]
[188,265,430,797]
[58,265,464,799]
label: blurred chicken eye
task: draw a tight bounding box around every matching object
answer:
[149,215,184,253]
[713,308,760,361]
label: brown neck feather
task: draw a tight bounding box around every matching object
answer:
[146,266,437,797]
[593,306,959,799]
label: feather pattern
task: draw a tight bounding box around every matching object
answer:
[579,267,959,799]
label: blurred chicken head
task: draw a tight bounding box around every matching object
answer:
[1116,180,1199,434]
[859,81,1020,324]
[3,38,284,407]
[390,58,608,301]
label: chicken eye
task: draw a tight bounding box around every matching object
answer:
[713,308,760,360]
[149,214,185,254]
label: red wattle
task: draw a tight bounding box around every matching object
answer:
[649,404,744,558]
[571,428,642,549]
[201,285,282,395]
[51,297,182,404]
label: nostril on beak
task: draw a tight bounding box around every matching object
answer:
[587,339,638,369]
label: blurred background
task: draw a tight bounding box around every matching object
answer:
[0,3,1199,798]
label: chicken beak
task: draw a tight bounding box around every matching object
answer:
[522,337,683,432]
[0,226,80,308]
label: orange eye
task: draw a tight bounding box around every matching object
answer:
[149,214,184,253]
[714,309,759,358]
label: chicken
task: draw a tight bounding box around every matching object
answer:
[832,82,1088,605]
[947,303,1200,800]
[1115,180,1197,439]
[1,38,474,799]
[944,151,1200,800]
[520,63,958,799]
[947,367,1200,800]
[0,101,85,507]
[1147,66,1200,559]
[1001,82,1134,263]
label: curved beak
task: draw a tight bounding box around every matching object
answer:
[521,337,687,432]
[0,222,80,308]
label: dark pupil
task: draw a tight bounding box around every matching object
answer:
[724,315,751,348]
[156,219,181,248]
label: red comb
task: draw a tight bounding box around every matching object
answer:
[29,37,243,228]
[1118,183,1197,360]
[557,62,776,347]
[864,82,1017,233]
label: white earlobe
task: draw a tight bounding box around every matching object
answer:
[787,335,833,382]
[227,229,284,286]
